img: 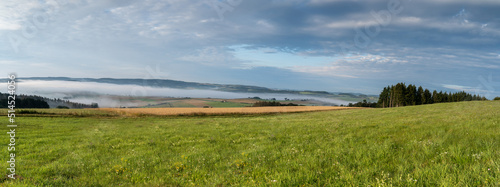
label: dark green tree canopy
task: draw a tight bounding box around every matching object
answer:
[377,83,487,108]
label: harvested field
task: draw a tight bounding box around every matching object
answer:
[183,99,211,106]
[97,106,359,116]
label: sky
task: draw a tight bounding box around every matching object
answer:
[1,0,499,98]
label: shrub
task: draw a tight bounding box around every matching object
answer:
[252,101,300,107]
[18,110,44,114]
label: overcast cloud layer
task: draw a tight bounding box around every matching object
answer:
[1,0,499,98]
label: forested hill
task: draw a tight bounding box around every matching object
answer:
[0,93,97,109]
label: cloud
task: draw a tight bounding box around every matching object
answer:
[291,53,408,79]
[177,46,245,67]
[442,84,475,92]
[0,20,21,30]
[1,0,499,97]
[0,0,43,30]
[441,83,498,98]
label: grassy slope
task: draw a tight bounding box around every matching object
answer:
[1,101,499,186]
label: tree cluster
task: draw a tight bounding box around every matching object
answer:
[252,101,300,107]
[345,100,377,108]
[44,97,97,109]
[378,83,487,108]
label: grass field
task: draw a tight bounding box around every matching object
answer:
[0,101,499,186]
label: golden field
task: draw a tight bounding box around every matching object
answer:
[97,106,359,116]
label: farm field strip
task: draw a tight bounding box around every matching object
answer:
[97,106,360,115]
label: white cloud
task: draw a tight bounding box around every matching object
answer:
[0,0,44,30]
[290,53,408,78]
[0,20,21,30]
[177,46,243,67]
[308,0,356,5]
[72,15,93,30]
[326,20,379,29]
[441,84,488,94]
[0,60,17,65]
[256,20,276,33]
[396,16,423,25]
[442,84,472,91]
[292,65,360,78]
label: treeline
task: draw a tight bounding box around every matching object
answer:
[378,83,487,108]
[344,100,377,108]
[44,97,98,109]
[0,93,98,109]
[252,101,301,107]
[0,95,49,108]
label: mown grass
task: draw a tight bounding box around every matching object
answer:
[0,109,118,117]
[0,101,499,186]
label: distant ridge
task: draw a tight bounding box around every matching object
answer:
[10,77,376,99]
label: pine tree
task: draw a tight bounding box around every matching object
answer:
[423,89,432,104]
[433,90,440,103]
[405,84,417,106]
[393,83,405,107]
[390,85,394,107]
[416,86,423,105]
[377,86,390,108]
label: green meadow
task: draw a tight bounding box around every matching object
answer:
[1,101,499,186]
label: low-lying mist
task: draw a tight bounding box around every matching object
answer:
[0,80,351,107]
